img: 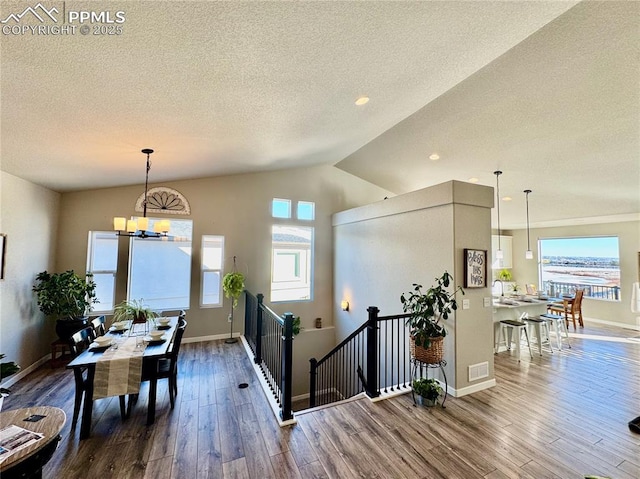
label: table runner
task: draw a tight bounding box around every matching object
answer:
[94,337,144,399]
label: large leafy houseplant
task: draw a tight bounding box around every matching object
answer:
[33,270,97,340]
[33,270,97,319]
[400,271,464,350]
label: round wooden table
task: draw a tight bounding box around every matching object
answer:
[0,406,65,479]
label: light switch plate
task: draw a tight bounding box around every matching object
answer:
[483,297,491,307]
[462,299,470,310]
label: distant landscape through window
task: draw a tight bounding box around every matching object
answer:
[538,236,620,301]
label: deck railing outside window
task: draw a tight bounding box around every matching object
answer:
[543,280,620,300]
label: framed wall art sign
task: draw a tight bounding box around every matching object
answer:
[464,248,486,288]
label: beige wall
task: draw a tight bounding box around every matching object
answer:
[509,220,640,327]
[333,181,495,395]
[0,172,60,375]
[56,165,389,393]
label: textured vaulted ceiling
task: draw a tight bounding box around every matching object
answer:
[1,1,638,228]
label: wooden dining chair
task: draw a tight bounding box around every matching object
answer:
[547,289,584,328]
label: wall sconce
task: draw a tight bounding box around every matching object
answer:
[341,300,349,311]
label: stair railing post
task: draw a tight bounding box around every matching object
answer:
[366,306,380,399]
[255,293,264,364]
[309,358,318,408]
[280,312,294,421]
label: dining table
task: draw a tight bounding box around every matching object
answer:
[66,316,179,440]
[0,406,66,478]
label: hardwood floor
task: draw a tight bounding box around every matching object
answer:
[3,322,639,478]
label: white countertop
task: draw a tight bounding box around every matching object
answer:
[492,297,548,309]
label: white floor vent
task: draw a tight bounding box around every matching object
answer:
[468,362,489,382]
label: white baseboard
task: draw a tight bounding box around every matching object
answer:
[585,316,640,331]
[182,332,241,344]
[0,353,51,389]
[450,378,497,397]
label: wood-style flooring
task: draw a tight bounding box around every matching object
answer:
[3,322,639,478]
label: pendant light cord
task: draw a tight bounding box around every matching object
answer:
[525,189,532,251]
[494,171,502,250]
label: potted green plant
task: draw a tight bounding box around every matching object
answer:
[113,299,158,324]
[1,354,20,410]
[292,316,301,336]
[412,378,443,407]
[222,271,245,308]
[497,269,512,281]
[32,270,97,341]
[400,271,464,364]
[222,270,245,344]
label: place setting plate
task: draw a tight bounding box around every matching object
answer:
[143,335,167,344]
[89,341,113,351]
[109,326,128,333]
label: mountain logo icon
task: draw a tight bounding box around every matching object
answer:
[1,3,59,24]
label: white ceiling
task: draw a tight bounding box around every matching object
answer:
[1,1,638,229]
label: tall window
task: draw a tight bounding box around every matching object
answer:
[128,218,193,311]
[201,235,224,307]
[87,231,119,312]
[270,198,315,302]
[539,236,620,301]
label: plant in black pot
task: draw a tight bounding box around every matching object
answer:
[32,270,97,341]
[1,354,20,398]
[401,271,464,364]
[412,378,443,407]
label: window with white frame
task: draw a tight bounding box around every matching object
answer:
[538,236,620,301]
[201,235,224,307]
[128,218,193,311]
[271,224,313,302]
[87,231,119,312]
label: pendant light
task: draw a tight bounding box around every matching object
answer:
[113,148,170,238]
[493,170,503,260]
[524,189,533,259]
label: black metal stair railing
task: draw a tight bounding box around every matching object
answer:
[309,307,412,408]
[244,291,294,421]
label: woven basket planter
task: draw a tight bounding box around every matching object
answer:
[410,336,444,364]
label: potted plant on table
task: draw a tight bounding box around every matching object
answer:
[401,271,464,364]
[113,299,158,324]
[32,270,97,341]
[412,378,444,407]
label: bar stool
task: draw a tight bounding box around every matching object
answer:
[524,315,554,355]
[541,313,572,350]
[498,319,533,361]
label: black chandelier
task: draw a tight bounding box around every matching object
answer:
[113,149,170,238]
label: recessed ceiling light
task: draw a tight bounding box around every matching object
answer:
[468,177,479,183]
[355,96,369,106]
[502,196,512,201]
[429,153,440,161]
